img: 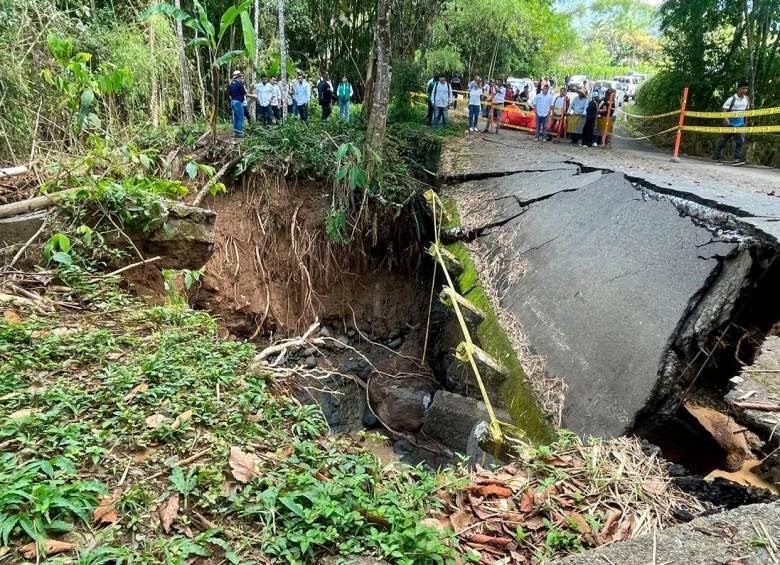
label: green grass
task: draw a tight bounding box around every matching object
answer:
[0,274,471,563]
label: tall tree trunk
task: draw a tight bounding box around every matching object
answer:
[364,0,392,158]
[254,0,260,69]
[278,0,288,120]
[174,0,194,125]
[149,8,160,127]
[363,43,375,119]
[194,47,208,118]
[210,64,219,142]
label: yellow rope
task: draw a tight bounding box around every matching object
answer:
[425,189,504,448]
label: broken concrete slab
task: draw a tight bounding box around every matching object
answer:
[422,390,509,453]
[485,172,750,437]
[0,211,46,247]
[726,335,780,446]
[440,140,577,181]
[140,203,215,269]
[559,502,780,565]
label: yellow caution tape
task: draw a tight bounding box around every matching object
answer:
[423,189,504,448]
[617,108,681,119]
[685,106,780,118]
[681,124,780,134]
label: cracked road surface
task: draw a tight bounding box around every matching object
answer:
[442,129,780,438]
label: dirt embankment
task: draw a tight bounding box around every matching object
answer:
[189,174,429,339]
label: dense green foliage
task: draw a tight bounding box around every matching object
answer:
[0,278,470,562]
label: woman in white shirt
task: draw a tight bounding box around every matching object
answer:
[467,78,483,132]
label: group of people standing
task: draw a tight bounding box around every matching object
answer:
[227,70,355,137]
[426,73,617,146]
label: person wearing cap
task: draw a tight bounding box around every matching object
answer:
[714,81,750,166]
[228,70,247,137]
[293,73,312,124]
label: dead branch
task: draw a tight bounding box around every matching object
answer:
[7,222,46,269]
[192,156,241,207]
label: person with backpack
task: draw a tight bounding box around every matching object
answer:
[450,73,462,109]
[426,75,437,125]
[431,75,453,129]
[337,76,354,123]
[714,81,750,166]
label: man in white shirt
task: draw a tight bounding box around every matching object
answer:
[714,80,750,165]
[292,73,312,124]
[431,75,453,129]
[533,84,554,142]
[270,76,282,124]
[253,75,274,126]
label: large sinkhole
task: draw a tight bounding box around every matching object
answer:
[124,150,780,509]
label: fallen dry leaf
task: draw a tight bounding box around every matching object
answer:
[519,490,535,512]
[524,516,545,531]
[8,408,38,420]
[421,517,446,531]
[20,539,78,559]
[123,383,149,402]
[467,533,515,548]
[642,480,667,496]
[145,414,166,429]
[228,446,261,483]
[477,483,513,498]
[171,409,193,430]
[159,493,179,533]
[93,494,120,524]
[450,509,473,532]
[566,512,590,534]
[3,310,21,324]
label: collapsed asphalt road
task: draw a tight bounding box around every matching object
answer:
[441,132,780,440]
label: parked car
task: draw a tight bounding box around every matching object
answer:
[591,80,625,104]
[507,77,537,105]
[568,74,588,89]
[614,75,640,100]
[626,71,649,82]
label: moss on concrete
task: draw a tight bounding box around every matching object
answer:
[441,198,554,443]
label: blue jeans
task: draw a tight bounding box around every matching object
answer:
[257,104,273,126]
[535,113,549,140]
[714,132,746,161]
[231,100,245,137]
[468,104,480,129]
[339,101,350,122]
[433,106,447,128]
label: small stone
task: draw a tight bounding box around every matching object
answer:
[362,408,378,428]
[303,347,317,356]
[347,329,357,338]
[304,356,316,369]
[319,327,331,338]
[387,336,403,350]
[341,358,370,379]
[393,439,412,455]
[332,335,349,350]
